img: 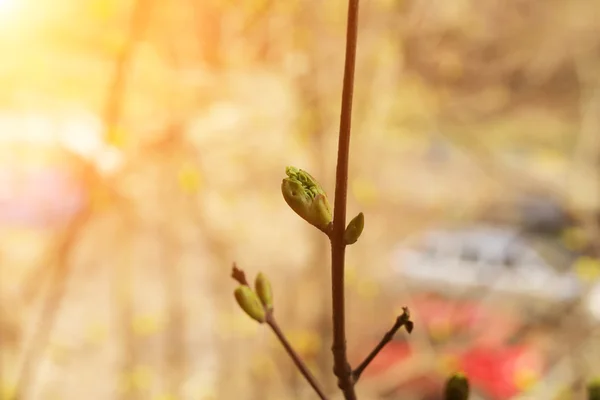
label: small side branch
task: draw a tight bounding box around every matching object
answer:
[352,307,413,382]
[231,264,329,400]
[266,313,329,400]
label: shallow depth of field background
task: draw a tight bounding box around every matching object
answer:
[1,0,600,399]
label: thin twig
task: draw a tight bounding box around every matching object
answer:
[330,0,360,398]
[266,313,329,400]
[352,308,413,382]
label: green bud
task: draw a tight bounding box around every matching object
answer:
[344,212,364,245]
[254,272,274,310]
[589,378,600,400]
[234,286,266,323]
[445,373,470,400]
[281,166,332,232]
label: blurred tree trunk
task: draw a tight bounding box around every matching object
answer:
[189,0,224,69]
[159,213,187,398]
[112,215,139,400]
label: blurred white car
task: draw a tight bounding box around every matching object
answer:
[391,225,583,303]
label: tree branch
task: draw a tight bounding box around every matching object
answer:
[231,265,328,399]
[330,0,360,398]
[352,308,413,382]
[266,313,329,400]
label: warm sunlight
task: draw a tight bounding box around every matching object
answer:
[1,1,600,399]
[0,111,104,159]
[0,0,18,15]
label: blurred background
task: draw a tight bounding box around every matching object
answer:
[1,0,600,399]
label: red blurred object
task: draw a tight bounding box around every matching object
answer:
[358,294,546,399]
[0,144,89,228]
[459,345,544,399]
[410,294,520,345]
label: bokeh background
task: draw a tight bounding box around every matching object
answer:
[1,0,600,399]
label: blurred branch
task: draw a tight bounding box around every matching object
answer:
[158,131,190,398]
[352,308,413,382]
[108,222,134,400]
[187,0,223,69]
[14,205,93,399]
[160,225,186,400]
[239,0,276,37]
[102,0,154,397]
[103,0,154,141]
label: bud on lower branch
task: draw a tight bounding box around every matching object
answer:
[445,373,470,400]
[234,286,266,323]
[255,272,274,311]
[589,378,600,400]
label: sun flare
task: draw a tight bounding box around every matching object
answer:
[0,0,17,14]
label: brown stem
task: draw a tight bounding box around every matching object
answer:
[352,308,413,382]
[330,0,360,398]
[266,313,329,400]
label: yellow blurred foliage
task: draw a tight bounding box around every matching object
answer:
[285,330,321,357]
[429,321,453,342]
[561,227,588,251]
[89,185,112,212]
[574,257,600,283]
[85,322,108,346]
[356,280,380,300]
[48,342,70,365]
[106,127,127,148]
[178,164,203,194]
[351,177,379,206]
[101,32,127,55]
[437,354,460,375]
[1,384,16,400]
[120,365,153,393]
[553,386,574,400]
[345,265,358,286]
[250,354,278,380]
[89,0,117,21]
[153,393,178,400]
[218,312,260,337]
[514,367,539,391]
[132,314,165,337]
